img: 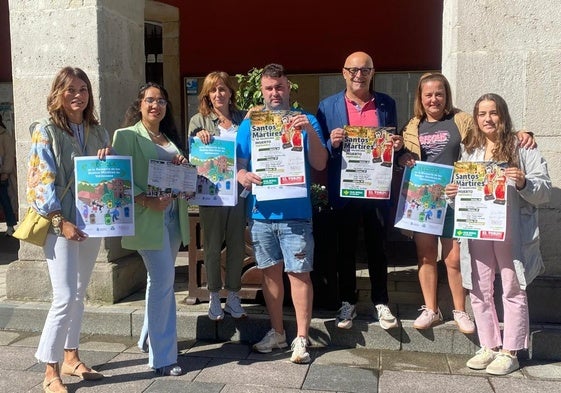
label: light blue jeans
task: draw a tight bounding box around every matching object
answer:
[35,234,101,363]
[137,202,181,369]
[250,219,314,273]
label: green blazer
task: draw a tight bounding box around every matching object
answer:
[112,121,190,250]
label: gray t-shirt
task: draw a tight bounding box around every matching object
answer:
[418,113,461,166]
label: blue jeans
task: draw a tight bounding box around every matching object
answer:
[137,202,181,369]
[250,219,314,273]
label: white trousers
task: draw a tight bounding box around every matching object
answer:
[35,233,101,363]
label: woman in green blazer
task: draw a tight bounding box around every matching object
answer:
[113,82,189,376]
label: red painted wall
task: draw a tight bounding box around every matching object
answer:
[0,0,442,80]
[159,0,443,76]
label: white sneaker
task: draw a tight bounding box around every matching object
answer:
[336,301,357,329]
[375,304,399,330]
[290,336,311,364]
[208,292,224,321]
[253,329,288,353]
[485,352,519,375]
[224,291,247,318]
[466,347,498,370]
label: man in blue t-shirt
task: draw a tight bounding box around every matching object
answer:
[236,63,327,364]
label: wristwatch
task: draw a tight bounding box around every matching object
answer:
[51,214,64,236]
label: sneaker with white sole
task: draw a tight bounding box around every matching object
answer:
[453,310,476,334]
[466,347,498,370]
[290,336,311,364]
[336,301,357,329]
[253,329,288,353]
[485,352,519,375]
[208,292,224,321]
[413,305,443,329]
[224,291,247,318]
[375,304,399,330]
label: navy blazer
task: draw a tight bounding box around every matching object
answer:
[316,90,397,209]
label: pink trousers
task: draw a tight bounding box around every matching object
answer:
[468,239,529,351]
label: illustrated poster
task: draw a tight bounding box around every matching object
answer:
[340,126,395,199]
[146,159,197,199]
[394,161,453,236]
[452,161,508,241]
[250,110,307,201]
[74,156,134,237]
[189,135,237,206]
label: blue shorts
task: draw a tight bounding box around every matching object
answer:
[249,219,314,273]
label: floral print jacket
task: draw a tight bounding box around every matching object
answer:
[26,119,110,225]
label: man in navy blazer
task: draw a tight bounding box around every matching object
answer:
[316,51,404,330]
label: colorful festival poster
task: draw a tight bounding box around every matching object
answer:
[189,135,237,206]
[452,161,508,241]
[394,161,453,236]
[250,110,307,201]
[74,156,134,237]
[340,126,395,199]
[146,160,197,199]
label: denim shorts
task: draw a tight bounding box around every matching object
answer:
[249,219,314,273]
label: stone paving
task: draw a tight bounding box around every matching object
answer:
[1,330,561,393]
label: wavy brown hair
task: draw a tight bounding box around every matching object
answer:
[464,93,518,166]
[198,71,239,116]
[413,72,454,120]
[47,66,99,134]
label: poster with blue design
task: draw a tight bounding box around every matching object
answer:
[189,135,237,206]
[394,161,453,236]
[74,156,134,237]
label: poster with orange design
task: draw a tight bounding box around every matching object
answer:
[452,161,508,241]
[340,126,395,199]
[250,110,306,201]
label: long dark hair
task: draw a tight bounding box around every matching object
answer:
[47,66,99,134]
[122,82,181,147]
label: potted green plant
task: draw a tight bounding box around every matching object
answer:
[235,67,300,110]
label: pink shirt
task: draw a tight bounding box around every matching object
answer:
[345,95,379,127]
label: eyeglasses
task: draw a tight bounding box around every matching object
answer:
[144,97,168,106]
[343,67,374,76]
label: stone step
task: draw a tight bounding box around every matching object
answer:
[2,292,560,362]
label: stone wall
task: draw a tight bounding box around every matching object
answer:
[442,0,561,275]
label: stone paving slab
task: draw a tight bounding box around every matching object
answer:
[303,363,378,393]
[379,370,495,393]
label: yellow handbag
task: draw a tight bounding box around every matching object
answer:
[12,207,51,246]
[13,179,74,247]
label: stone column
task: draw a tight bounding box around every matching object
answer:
[442,0,561,322]
[6,0,147,303]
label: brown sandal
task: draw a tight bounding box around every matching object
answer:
[43,377,67,393]
[61,361,104,380]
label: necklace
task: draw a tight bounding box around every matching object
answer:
[147,129,163,138]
